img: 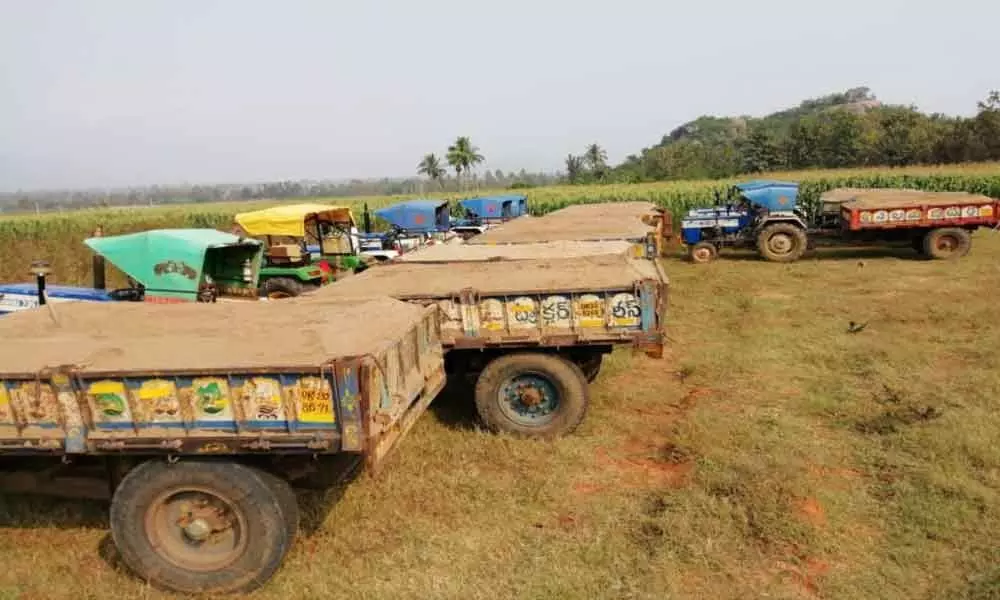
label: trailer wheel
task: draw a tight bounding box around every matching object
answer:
[475,353,589,438]
[262,277,308,299]
[253,468,301,546]
[756,223,807,263]
[109,460,296,595]
[923,228,972,260]
[688,242,718,264]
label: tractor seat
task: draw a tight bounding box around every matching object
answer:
[268,243,304,262]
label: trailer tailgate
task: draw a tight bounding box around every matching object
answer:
[0,296,445,471]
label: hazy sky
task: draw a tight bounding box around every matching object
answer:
[1,0,996,191]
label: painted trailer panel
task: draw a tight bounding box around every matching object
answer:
[842,198,1000,231]
[0,304,445,471]
[314,252,668,358]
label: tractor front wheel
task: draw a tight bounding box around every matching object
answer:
[262,277,308,299]
[756,223,807,263]
[688,241,718,264]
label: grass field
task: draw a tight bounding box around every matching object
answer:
[1,234,998,599]
[1,162,999,286]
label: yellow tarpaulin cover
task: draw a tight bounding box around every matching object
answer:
[234,203,356,237]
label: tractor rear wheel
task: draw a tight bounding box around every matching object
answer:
[923,228,972,260]
[756,223,807,263]
[688,241,718,264]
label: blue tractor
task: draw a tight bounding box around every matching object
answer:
[680,180,810,263]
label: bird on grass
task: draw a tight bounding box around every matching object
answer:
[847,321,868,333]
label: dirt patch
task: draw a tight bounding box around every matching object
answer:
[572,482,607,497]
[678,386,712,409]
[773,556,831,596]
[594,445,694,489]
[794,497,827,528]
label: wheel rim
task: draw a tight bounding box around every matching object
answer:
[692,246,713,263]
[934,234,959,255]
[767,233,794,255]
[498,372,560,426]
[145,487,248,573]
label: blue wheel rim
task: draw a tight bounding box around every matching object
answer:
[497,372,560,426]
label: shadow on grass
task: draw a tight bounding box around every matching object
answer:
[0,493,108,529]
[427,377,480,432]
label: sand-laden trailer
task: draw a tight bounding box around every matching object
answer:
[314,244,668,438]
[463,201,673,257]
[0,296,446,595]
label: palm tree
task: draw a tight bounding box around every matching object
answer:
[565,154,584,184]
[417,153,447,187]
[583,143,608,177]
[446,136,485,190]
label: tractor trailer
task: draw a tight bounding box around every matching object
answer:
[681,181,999,263]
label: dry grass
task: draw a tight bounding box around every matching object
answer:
[2,234,1000,599]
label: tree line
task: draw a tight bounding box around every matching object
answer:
[598,89,1000,184]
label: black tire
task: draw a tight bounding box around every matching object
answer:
[253,468,300,546]
[109,460,296,595]
[687,241,718,264]
[262,277,314,299]
[923,227,972,260]
[474,353,590,438]
[756,222,808,263]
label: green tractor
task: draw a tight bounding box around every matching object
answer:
[233,203,368,299]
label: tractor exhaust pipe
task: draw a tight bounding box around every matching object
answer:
[31,261,49,306]
[30,260,60,325]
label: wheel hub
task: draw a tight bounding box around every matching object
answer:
[498,373,560,426]
[148,489,247,572]
[693,247,712,262]
[183,518,213,541]
[768,234,793,254]
[936,236,957,252]
[176,500,232,541]
[517,386,543,407]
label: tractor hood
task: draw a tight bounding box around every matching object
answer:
[84,229,264,300]
[459,195,525,221]
[234,203,356,237]
[373,199,450,232]
[735,181,800,212]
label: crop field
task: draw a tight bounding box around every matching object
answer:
[1,162,999,286]
[0,164,999,599]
